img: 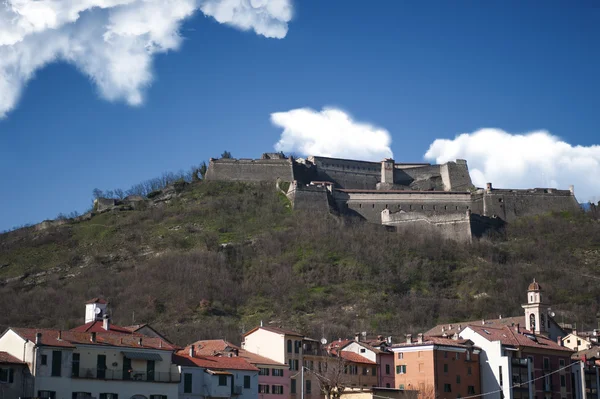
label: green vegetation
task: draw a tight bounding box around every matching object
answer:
[1,180,599,346]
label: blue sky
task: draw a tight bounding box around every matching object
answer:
[1,0,599,231]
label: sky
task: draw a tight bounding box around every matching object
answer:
[1,0,599,231]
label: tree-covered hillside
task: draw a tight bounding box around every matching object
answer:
[1,180,599,345]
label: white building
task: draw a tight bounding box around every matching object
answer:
[173,347,258,399]
[0,327,180,399]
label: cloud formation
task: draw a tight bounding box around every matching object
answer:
[272,107,393,162]
[424,128,600,202]
[0,0,293,118]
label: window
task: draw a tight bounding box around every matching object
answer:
[72,392,91,399]
[444,351,448,358]
[41,355,47,365]
[419,363,424,373]
[288,359,299,371]
[418,351,422,358]
[272,385,284,395]
[397,353,403,360]
[0,367,14,383]
[258,385,269,394]
[399,384,405,390]
[291,379,296,394]
[51,351,62,377]
[468,386,476,395]
[543,358,550,370]
[559,359,565,367]
[468,366,472,375]
[149,396,166,399]
[287,339,292,353]
[386,364,390,374]
[38,391,56,399]
[396,365,407,374]
[294,341,300,354]
[147,360,155,382]
[243,375,251,389]
[306,380,312,394]
[272,368,284,377]
[456,375,461,384]
[218,375,228,386]
[456,353,460,360]
[577,339,582,346]
[362,367,368,375]
[184,373,192,393]
[99,394,119,399]
[372,367,377,376]
[444,384,452,392]
[259,368,270,376]
[444,364,448,373]
[360,348,366,353]
[71,353,80,377]
[561,375,566,387]
[97,354,106,379]
[499,366,503,386]
[386,383,391,388]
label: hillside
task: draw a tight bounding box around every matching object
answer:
[1,180,600,345]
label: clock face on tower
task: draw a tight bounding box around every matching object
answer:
[530,314,536,331]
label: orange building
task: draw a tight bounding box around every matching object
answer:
[389,334,481,399]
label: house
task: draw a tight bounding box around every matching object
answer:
[241,326,323,399]
[183,340,289,399]
[426,280,566,341]
[0,351,30,399]
[389,334,481,399]
[336,335,395,388]
[460,324,573,399]
[0,327,180,399]
[563,333,598,352]
[571,347,600,399]
[173,347,258,399]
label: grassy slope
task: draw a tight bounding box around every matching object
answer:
[0,181,599,345]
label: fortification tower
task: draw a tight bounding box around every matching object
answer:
[521,279,548,334]
[381,158,395,184]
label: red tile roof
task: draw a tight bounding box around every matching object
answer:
[71,321,140,335]
[243,326,304,337]
[86,298,107,304]
[186,340,286,366]
[173,353,259,371]
[327,339,353,355]
[10,327,176,351]
[391,336,475,349]
[339,351,376,364]
[0,351,25,365]
[467,325,573,353]
[425,316,527,337]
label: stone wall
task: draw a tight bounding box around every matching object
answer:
[440,160,473,191]
[286,182,331,212]
[381,209,474,242]
[307,156,381,189]
[205,158,294,182]
[333,190,474,223]
[481,187,580,222]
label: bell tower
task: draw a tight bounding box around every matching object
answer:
[522,279,547,334]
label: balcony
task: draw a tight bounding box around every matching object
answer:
[511,358,529,367]
[72,368,180,383]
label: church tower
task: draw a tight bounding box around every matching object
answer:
[522,279,547,334]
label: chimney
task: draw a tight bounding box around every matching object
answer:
[557,336,563,346]
[406,334,412,344]
[442,327,445,332]
[159,340,163,349]
[499,315,502,319]
[387,336,392,344]
[569,185,575,195]
[35,332,42,345]
[514,324,520,334]
[573,329,578,336]
[234,348,239,356]
[189,345,194,357]
[417,333,423,344]
[90,332,96,343]
[57,331,62,340]
[458,324,462,330]
[102,314,110,331]
[138,338,143,346]
[486,182,493,191]
[355,333,360,342]
[482,319,486,325]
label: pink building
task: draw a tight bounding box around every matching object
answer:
[186,339,290,399]
[336,336,396,388]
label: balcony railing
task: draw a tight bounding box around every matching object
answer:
[72,368,180,383]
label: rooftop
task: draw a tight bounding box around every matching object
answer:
[391,336,475,350]
[0,351,25,365]
[173,353,259,371]
[339,351,376,365]
[186,339,286,366]
[466,325,572,352]
[425,315,526,337]
[71,321,140,335]
[243,325,304,338]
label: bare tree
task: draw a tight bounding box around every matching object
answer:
[221,151,232,159]
[418,384,438,399]
[310,355,350,399]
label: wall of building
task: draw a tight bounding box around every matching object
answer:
[378,353,395,389]
[0,364,29,399]
[179,366,257,399]
[257,365,290,399]
[205,159,294,182]
[482,188,580,222]
[335,191,474,224]
[440,160,473,192]
[242,330,286,366]
[392,345,435,391]
[286,183,331,212]
[307,156,382,189]
[382,210,474,242]
[432,348,480,399]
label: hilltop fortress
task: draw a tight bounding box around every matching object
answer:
[205,153,580,241]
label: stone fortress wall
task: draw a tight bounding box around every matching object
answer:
[205,153,581,241]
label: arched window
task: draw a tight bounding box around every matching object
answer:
[287,339,292,353]
[530,314,536,331]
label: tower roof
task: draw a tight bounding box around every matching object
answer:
[528,279,542,291]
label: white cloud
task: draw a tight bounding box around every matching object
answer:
[424,128,600,202]
[0,0,293,118]
[272,107,394,162]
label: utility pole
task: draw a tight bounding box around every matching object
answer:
[301,364,304,399]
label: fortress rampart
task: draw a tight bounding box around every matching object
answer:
[204,153,581,241]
